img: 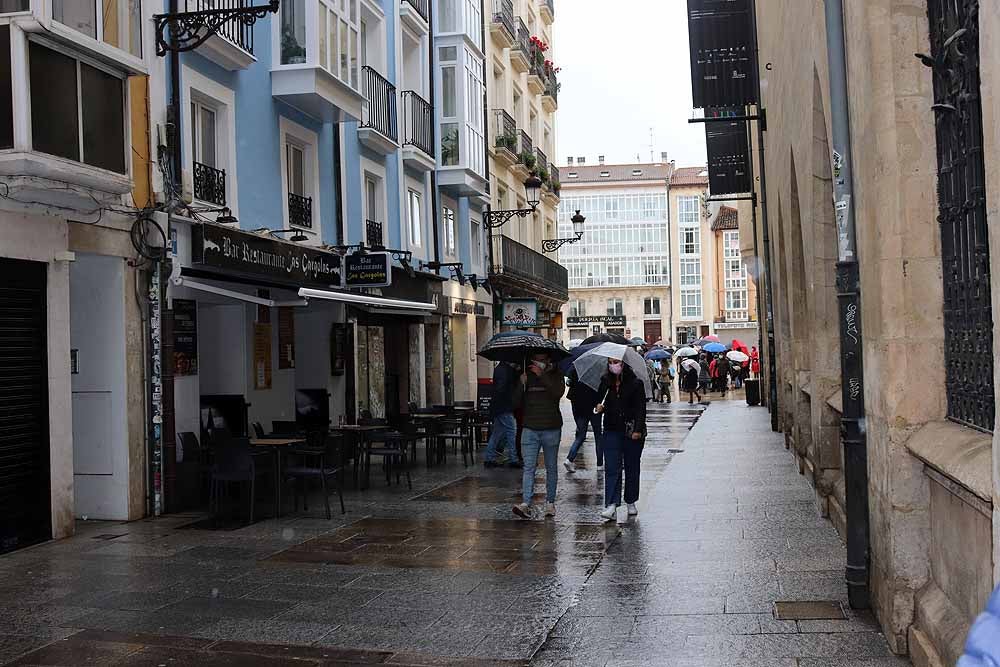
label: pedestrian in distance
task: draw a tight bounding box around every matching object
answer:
[750,346,761,378]
[698,354,712,394]
[715,354,731,396]
[658,361,674,403]
[595,356,647,523]
[511,352,565,520]
[563,365,604,474]
[681,358,701,404]
[484,361,522,469]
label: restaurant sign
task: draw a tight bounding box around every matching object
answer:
[453,299,488,316]
[193,224,341,289]
[567,315,626,327]
[501,299,538,327]
[344,252,391,288]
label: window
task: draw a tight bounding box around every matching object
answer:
[724,258,746,290]
[680,259,701,287]
[607,264,621,286]
[725,290,747,311]
[190,101,217,168]
[408,189,422,246]
[444,206,456,255]
[286,144,305,196]
[681,291,702,319]
[53,0,142,58]
[470,221,482,269]
[438,0,457,31]
[723,230,740,258]
[0,1,27,14]
[680,227,700,255]
[678,195,701,226]
[569,300,586,318]
[286,0,360,90]
[644,297,660,316]
[606,298,623,317]
[29,42,125,174]
[365,176,379,222]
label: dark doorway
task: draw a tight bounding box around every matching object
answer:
[0,258,51,554]
[643,320,662,346]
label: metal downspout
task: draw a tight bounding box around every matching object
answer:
[428,0,440,266]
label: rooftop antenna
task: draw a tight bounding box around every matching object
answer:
[649,127,655,163]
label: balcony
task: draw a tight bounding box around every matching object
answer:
[509,19,531,73]
[527,46,546,95]
[193,161,227,207]
[436,35,487,198]
[491,234,569,305]
[400,0,429,34]
[289,193,313,229]
[271,0,365,122]
[492,110,518,170]
[542,71,559,112]
[511,129,534,180]
[358,66,399,154]
[187,0,257,70]
[490,0,516,49]
[723,310,750,323]
[544,163,560,202]
[401,91,435,172]
[540,0,554,24]
[366,220,384,248]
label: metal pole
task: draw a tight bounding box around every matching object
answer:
[824,0,870,610]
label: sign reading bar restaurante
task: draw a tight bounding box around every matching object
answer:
[567,315,626,327]
[193,224,342,289]
[344,252,392,288]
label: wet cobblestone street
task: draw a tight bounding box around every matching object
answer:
[0,398,907,666]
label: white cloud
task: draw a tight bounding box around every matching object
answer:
[553,0,707,168]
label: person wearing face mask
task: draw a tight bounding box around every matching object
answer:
[595,357,647,522]
[511,352,566,520]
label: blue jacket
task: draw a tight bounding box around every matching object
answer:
[959,585,1000,667]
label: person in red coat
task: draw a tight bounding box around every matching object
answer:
[750,346,761,378]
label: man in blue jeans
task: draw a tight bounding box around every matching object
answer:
[484,361,521,468]
[511,352,565,520]
[563,367,603,473]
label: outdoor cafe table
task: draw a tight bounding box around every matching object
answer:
[250,437,306,517]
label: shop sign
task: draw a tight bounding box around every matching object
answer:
[501,299,538,327]
[344,252,391,288]
[452,300,487,316]
[567,315,626,327]
[193,224,341,289]
[715,321,759,330]
[173,299,198,376]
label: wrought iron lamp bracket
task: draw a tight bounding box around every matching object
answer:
[153,0,280,56]
[485,207,535,230]
[540,232,583,254]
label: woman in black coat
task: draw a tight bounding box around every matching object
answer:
[595,357,647,522]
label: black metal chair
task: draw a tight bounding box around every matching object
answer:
[209,437,267,523]
[359,417,412,490]
[252,422,265,438]
[283,431,345,519]
[272,420,298,435]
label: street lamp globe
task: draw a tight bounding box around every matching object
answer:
[571,210,586,237]
[524,174,543,209]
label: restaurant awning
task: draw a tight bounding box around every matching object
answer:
[176,278,308,307]
[298,287,437,311]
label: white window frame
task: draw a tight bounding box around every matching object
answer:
[680,259,701,288]
[677,195,701,226]
[408,188,423,247]
[680,290,702,320]
[279,0,361,91]
[606,298,623,317]
[470,215,483,272]
[181,65,237,220]
[279,116,321,241]
[46,0,145,70]
[644,297,660,317]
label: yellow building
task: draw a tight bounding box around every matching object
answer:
[709,205,759,348]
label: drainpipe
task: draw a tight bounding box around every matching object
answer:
[824,0,870,610]
[665,170,674,342]
[169,0,182,192]
[334,126,344,245]
[428,0,440,266]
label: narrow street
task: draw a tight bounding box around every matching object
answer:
[0,397,904,666]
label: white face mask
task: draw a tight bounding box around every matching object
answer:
[609,362,624,376]
[532,361,548,371]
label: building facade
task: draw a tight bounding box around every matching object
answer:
[709,205,759,348]
[725,1,1000,665]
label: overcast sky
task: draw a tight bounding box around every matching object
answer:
[553,0,707,169]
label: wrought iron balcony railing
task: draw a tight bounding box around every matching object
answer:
[517,130,533,166]
[401,90,433,156]
[545,71,559,100]
[549,163,559,184]
[401,0,429,23]
[189,0,255,54]
[193,161,226,207]
[288,192,312,229]
[361,66,398,142]
[491,0,515,43]
[543,0,554,19]
[536,147,548,176]
[493,109,517,152]
[514,18,530,56]
[491,234,569,303]
[366,219,384,248]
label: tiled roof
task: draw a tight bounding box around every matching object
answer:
[670,166,709,187]
[560,163,672,184]
[711,206,739,231]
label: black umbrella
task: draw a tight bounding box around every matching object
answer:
[477,332,570,364]
[582,332,631,346]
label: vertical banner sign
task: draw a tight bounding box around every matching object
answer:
[330,323,347,376]
[254,323,272,389]
[172,299,198,376]
[687,0,759,109]
[705,112,752,195]
[278,307,295,369]
[149,264,163,516]
[443,318,454,405]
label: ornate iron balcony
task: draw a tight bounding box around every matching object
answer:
[493,109,517,152]
[401,90,433,156]
[514,18,530,55]
[361,66,398,142]
[490,234,569,303]
[288,193,312,229]
[401,0,429,23]
[187,0,257,54]
[517,130,533,166]
[491,0,515,43]
[366,220,384,248]
[193,161,226,207]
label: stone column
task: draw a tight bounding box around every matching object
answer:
[408,323,426,408]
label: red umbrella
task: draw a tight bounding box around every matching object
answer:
[731,338,749,354]
[703,334,721,343]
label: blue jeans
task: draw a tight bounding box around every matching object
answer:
[567,410,603,465]
[602,431,644,507]
[521,428,561,505]
[485,413,519,464]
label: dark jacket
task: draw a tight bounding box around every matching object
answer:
[489,363,518,417]
[567,367,602,414]
[601,367,647,437]
[513,366,565,430]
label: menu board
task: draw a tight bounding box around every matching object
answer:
[173,299,198,376]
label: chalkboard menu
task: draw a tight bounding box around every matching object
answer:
[173,299,198,376]
[344,252,391,288]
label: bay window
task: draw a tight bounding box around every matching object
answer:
[53,0,142,58]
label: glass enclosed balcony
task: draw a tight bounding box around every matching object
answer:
[271,0,366,122]
[435,37,486,197]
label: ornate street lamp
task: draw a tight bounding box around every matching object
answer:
[484,174,544,229]
[541,210,586,253]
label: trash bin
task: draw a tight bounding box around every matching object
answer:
[745,379,761,406]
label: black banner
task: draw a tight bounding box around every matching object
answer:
[688,0,759,109]
[193,224,341,289]
[172,299,198,376]
[344,252,392,288]
[706,115,752,195]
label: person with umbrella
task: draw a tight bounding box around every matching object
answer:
[511,351,566,520]
[483,360,521,469]
[594,354,648,522]
[563,363,605,474]
[680,357,702,404]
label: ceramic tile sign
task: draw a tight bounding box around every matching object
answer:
[502,299,538,328]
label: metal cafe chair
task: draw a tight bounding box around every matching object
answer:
[209,437,268,523]
[283,431,346,518]
[359,417,412,490]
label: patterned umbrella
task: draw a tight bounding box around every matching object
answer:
[582,332,631,346]
[477,331,570,364]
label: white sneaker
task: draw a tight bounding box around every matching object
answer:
[596,464,604,472]
[616,506,628,524]
[563,459,575,473]
[627,503,638,516]
[599,504,617,522]
[512,503,533,520]
[544,502,556,517]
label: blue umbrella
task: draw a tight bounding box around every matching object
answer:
[558,341,602,374]
[645,348,672,361]
[704,342,727,353]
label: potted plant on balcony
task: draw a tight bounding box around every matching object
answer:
[551,178,561,195]
[518,151,536,171]
[537,165,550,185]
[441,126,460,165]
[282,26,306,64]
[495,133,518,153]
